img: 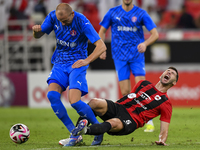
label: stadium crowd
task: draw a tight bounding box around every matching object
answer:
[1,0,200,34]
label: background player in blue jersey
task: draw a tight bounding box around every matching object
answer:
[99,0,159,132]
[32,3,106,146]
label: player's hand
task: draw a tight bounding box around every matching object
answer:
[32,25,42,32]
[99,51,106,60]
[155,141,167,146]
[72,59,89,68]
[137,43,147,53]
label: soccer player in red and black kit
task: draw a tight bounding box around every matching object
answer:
[72,67,179,146]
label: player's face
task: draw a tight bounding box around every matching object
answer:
[123,0,133,6]
[57,11,74,26]
[160,69,177,86]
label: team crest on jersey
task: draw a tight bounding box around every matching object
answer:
[127,93,136,99]
[155,95,161,101]
[70,30,77,36]
[132,16,137,22]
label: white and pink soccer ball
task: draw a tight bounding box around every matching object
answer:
[9,123,30,144]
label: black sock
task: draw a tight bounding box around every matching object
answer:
[86,122,112,135]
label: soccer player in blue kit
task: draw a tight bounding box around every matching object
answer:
[32,3,106,146]
[99,0,159,132]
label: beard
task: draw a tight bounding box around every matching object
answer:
[161,82,173,86]
[123,0,132,6]
[160,77,174,86]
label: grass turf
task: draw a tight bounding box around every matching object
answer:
[0,107,199,150]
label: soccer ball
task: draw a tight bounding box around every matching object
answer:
[9,123,30,144]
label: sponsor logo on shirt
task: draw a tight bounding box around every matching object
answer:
[128,92,148,110]
[117,26,137,32]
[70,42,77,48]
[134,98,148,110]
[139,91,151,101]
[56,39,77,48]
[57,39,69,46]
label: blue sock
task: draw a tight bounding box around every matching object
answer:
[47,91,75,132]
[71,100,99,124]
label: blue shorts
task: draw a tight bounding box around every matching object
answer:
[113,59,145,81]
[47,64,89,96]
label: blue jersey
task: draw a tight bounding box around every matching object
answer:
[41,10,100,65]
[100,5,156,61]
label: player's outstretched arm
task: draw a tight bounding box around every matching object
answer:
[88,39,107,62]
[99,26,107,42]
[98,26,107,60]
[32,25,45,39]
[144,28,159,46]
[155,121,170,146]
[72,39,106,68]
[138,28,159,53]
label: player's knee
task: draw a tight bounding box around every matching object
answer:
[120,86,130,96]
[121,90,129,96]
[107,118,123,131]
[89,98,107,116]
[88,98,99,109]
[47,91,60,104]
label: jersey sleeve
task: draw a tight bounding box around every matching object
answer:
[99,9,112,29]
[159,101,172,123]
[82,20,100,44]
[141,11,157,31]
[41,11,54,35]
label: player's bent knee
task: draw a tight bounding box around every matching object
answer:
[121,91,129,96]
[107,118,123,131]
[88,98,107,116]
[88,98,99,109]
[47,91,59,104]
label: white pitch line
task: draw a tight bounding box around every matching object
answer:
[30,142,200,150]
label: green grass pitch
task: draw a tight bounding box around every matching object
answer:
[0,107,199,150]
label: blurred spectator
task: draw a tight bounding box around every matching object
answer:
[167,0,184,12]
[177,5,196,29]
[8,0,29,30]
[184,0,200,28]
[47,0,60,14]
[184,0,200,19]
[146,5,160,25]
[141,0,157,11]
[166,13,179,29]
[34,0,47,17]
[158,11,180,30]
[70,0,100,32]
[156,0,168,12]
[98,0,122,20]
[195,16,200,28]
[0,0,12,33]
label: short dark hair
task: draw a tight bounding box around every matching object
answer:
[168,66,179,82]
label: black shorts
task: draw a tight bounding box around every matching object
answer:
[99,100,137,135]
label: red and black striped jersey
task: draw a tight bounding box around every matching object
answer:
[116,80,172,128]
